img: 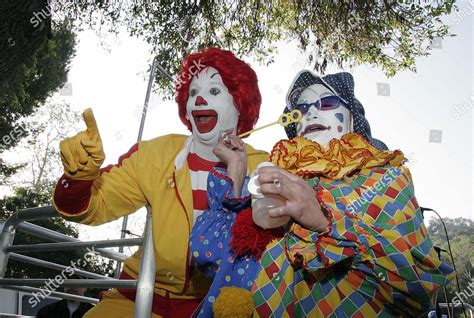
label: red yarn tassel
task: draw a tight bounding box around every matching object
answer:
[230,208,284,260]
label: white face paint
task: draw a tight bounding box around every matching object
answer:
[186,67,239,146]
[295,83,352,147]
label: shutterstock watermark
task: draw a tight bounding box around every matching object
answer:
[27,247,98,308]
[0,124,27,151]
[132,58,206,121]
[133,101,157,121]
[345,152,418,214]
[450,95,474,120]
[346,167,402,214]
[174,59,206,90]
[30,0,58,28]
[452,277,474,306]
[452,1,474,25]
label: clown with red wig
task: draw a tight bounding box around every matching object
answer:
[52,48,268,317]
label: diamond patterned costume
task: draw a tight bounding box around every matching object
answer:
[252,134,455,317]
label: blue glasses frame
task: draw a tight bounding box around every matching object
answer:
[293,96,345,115]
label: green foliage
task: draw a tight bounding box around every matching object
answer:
[429,217,473,241]
[0,161,24,186]
[56,0,455,96]
[0,185,114,297]
[0,13,76,183]
[0,0,52,84]
[0,21,76,149]
[427,217,474,302]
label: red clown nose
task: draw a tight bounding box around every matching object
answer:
[195,96,208,106]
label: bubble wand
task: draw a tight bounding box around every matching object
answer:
[238,109,302,138]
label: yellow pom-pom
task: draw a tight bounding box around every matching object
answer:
[213,286,253,318]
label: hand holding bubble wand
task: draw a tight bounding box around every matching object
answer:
[237,110,303,229]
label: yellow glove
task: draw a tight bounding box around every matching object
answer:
[59,108,105,180]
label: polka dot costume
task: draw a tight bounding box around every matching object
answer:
[283,70,389,150]
[189,167,260,317]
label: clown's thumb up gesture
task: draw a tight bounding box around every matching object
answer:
[60,108,105,180]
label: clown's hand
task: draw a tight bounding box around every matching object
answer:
[59,108,105,180]
[258,166,329,231]
[212,129,247,166]
[213,129,247,197]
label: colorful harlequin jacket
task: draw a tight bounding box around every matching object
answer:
[53,134,268,300]
[252,133,456,317]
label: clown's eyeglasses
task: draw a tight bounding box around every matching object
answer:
[291,96,345,115]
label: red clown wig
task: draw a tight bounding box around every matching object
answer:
[176,47,261,136]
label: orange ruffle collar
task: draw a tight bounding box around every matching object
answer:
[269,133,405,180]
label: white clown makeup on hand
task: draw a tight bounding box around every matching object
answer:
[294,83,352,147]
[186,67,240,146]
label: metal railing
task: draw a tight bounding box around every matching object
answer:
[0,205,155,317]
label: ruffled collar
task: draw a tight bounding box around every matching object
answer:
[269,133,405,180]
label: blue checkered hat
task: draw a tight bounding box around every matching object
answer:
[283,70,388,150]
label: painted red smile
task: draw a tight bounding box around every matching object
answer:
[192,110,218,133]
[302,124,330,136]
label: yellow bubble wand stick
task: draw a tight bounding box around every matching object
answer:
[238,109,302,138]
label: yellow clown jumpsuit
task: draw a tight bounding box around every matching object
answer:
[53,134,268,317]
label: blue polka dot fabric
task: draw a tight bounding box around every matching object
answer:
[190,167,260,317]
[283,70,389,150]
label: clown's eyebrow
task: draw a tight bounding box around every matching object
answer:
[210,72,219,78]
